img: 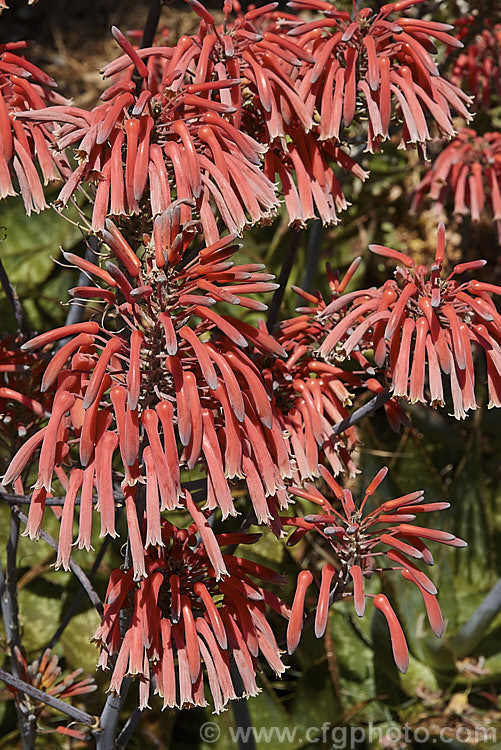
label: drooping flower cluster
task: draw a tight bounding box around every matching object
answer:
[412,129,501,239]
[0,42,68,214]
[283,465,466,672]
[93,519,287,712]
[450,19,501,110]
[1,219,298,577]
[18,7,366,234]
[17,0,472,234]
[286,0,471,153]
[318,224,501,418]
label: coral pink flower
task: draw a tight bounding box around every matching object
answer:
[93,519,287,712]
[2,219,294,574]
[18,4,370,233]
[287,0,471,153]
[283,465,466,671]
[0,42,68,214]
[412,129,501,240]
[319,224,501,418]
[450,20,500,110]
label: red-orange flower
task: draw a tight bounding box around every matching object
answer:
[93,519,287,712]
[286,0,471,153]
[0,42,68,214]
[2,220,294,576]
[318,224,501,418]
[412,129,501,240]
[18,4,369,232]
[283,465,466,672]
[450,20,500,110]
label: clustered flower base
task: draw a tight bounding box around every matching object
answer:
[0,0,499,736]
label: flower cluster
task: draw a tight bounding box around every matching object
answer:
[17,0,471,234]
[412,128,501,240]
[93,519,287,712]
[1,220,298,577]
[9,645,96,740]
[18,7,365,234]
[0,42,68,214]
[286,0,471,153]
[318,224,501,418]
[283,465,466,672]
[450,20,501,110]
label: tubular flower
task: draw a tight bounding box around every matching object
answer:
[275,259,409,434]
[256,332,360,480]
[412,129,501,240]
[93,519,287,712]
[286,0,471,153]
[0,334,51,448]
[18,3,368,233]
[0,42,68,214]
[9,645,96,741]
[450,20,501,111]
[318,224,501,418]
[2,220,294,573]
[283,465,466,672]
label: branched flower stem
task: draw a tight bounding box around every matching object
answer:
[0,669,96,728]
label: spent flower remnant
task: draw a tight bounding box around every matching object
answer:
[93,519,287,712]
[284,465,466,672]
[318,224,501,418]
